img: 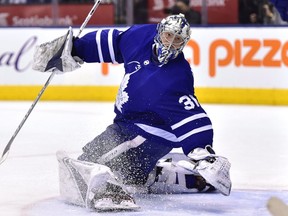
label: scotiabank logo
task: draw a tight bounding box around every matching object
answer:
[0,13,9,26]
[186,39,288,77]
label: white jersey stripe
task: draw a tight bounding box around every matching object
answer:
[136,123,178,142]
[108,29,117,63]
[171,113,208,130]
[96,29,104,62]
[177,125,213,141]
[135,123,213,142]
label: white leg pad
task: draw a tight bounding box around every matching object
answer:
[56,151,119,209]
[178,156,232,196]
[196,156,232,196]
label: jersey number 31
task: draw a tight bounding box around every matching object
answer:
[179,95,200,110]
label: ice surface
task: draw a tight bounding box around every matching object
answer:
[0,102,287,216]
[22,190,288,216]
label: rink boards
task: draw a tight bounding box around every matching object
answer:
[1,26,288,105]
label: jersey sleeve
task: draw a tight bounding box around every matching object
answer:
[72,29,124,64]
[167,95,214,155]
[162,88,214,154]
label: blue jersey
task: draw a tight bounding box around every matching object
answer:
[270,0,288,21]
[73,24,213,155]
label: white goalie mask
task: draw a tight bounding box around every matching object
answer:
[154,13,191,65]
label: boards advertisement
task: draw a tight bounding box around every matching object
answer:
[0,26,287,104]
[0,4,114,26]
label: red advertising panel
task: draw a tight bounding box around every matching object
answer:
[148,0,238,24]
[0,4,114,26]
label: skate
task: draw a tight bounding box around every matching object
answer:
[92,182,140,211]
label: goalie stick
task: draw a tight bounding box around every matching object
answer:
[267,196,288,216]
[0,0,102,165]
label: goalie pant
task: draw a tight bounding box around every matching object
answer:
[77,123,214,189]
[77,123,231,195]
[57,150,231,212]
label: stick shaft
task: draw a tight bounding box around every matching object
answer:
[76,0,101,38]
[0,71,56,165]
[0,0,102,165]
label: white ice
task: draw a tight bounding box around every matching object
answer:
[0,101,288,216]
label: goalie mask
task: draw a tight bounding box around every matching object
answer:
[154,13,191,65]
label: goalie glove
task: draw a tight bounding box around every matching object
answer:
[178,145,232,196]
[32,26,82,74]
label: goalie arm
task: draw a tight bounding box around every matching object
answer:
[72,28,124,64]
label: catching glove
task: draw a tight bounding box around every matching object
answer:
[32,26,82,74]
